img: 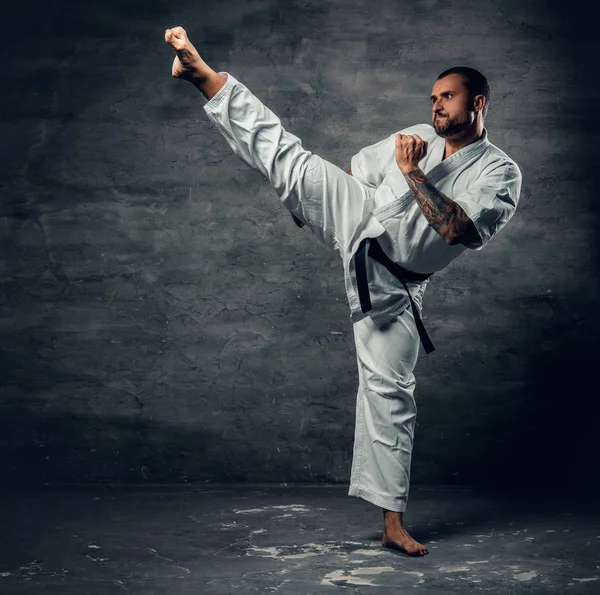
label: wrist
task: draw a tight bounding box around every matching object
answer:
[398,163,419,176]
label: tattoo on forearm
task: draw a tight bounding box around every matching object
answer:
[405,168,478,245]
[407,169,428,185]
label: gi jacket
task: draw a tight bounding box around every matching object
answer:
[345,124,522,327]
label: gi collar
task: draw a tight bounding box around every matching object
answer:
[442,127,490,168]
[374,127,491,221]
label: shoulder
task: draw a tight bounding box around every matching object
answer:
[483,141,522,180]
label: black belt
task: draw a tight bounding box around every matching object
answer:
[355,237,435,354]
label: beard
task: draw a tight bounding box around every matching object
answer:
[433,111,472,137]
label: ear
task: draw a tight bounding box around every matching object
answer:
[473,94,486,114]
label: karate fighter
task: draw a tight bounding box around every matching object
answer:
[165,26,522,557]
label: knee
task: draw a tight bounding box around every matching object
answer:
[274,152,316,207]
[361,365,416,400]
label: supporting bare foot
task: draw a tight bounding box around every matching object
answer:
[382,510,428,556]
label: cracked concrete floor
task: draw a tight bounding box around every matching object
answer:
[0,485,598,594]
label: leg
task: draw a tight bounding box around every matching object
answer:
[203,79,373,253]
[165,26,375,254]
[349,307,428,556]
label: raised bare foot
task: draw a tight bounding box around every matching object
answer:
[382,510,428,556]
[164,26,207,81]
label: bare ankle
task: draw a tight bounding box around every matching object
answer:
[192,72,228,100]
[383,509,403,522]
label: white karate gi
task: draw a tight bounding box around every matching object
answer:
[202,72,522,512]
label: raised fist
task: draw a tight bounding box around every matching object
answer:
[395,133,428,173]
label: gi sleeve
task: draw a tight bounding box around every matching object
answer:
[350,132,397,189]
[453,160,522,250]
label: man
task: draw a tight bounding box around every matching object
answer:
[165,26,522,557]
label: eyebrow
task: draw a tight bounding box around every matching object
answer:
[430,90,455,101]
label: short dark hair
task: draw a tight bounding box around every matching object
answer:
[436,66,490,117]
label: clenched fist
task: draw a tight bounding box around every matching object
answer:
[395,133,428,173]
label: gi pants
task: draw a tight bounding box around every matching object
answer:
[203,73,422,512]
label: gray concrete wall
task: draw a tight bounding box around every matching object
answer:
[2,0,598,487]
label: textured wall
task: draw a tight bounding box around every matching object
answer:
[1,0,598,487]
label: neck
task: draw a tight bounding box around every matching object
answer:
[443,118,484,159]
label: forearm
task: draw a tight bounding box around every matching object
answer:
[401,166,477,245]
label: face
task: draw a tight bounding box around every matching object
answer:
[430,73,476,138]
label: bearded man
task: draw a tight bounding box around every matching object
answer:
[165,26,522,556]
